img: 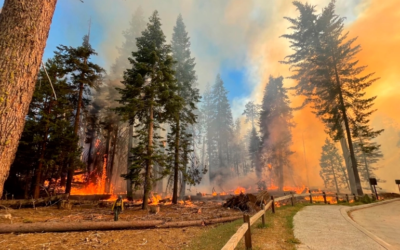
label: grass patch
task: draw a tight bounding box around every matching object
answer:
[190,204,306,250]
[257,222,269,229]
[189,219,243,250]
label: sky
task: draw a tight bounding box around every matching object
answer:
[1,0,399,192]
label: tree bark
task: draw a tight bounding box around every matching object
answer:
[333,60,363,195]
[106,125,118,193]
[142,103,153,210]
[126,124,133,199]
[0,0,58,199]
[172,116,180,204]
[65,81,84,194]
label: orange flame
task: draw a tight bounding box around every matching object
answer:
[234,186,246,194]
[212,191,217,196]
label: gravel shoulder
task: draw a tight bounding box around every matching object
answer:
[293,205,386,250]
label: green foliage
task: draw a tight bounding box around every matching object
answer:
[359,194,372,204]
[164,14,203,198]
[116,11,179,204]
[8,56,80,197]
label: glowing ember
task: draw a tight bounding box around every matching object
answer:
[220,191,227,196]
[212,191,217,196]
[234,186,246,194]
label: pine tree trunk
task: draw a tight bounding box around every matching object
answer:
[142,103,153,210]
[0,0,57,198]
[127,124,133,199]
[65,82,84,194]
[358,138,374,193]
[107,125,118,193]
[172,116,180,204]
[333,61,363,195]
[331,162,339,194]
[339,137,356,193]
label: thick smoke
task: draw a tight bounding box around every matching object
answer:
[66,0,399,193]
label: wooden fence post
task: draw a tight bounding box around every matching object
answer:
[271,196,275,214]
[323,191,327,204]
[353,193,357,202]
[261,203,265,226]
[345,194,349,203]
[336,193,339,203]
[309,190,313,204]
[243,214,252,250]
[290,192,294,206]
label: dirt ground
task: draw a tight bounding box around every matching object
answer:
[0,200,241,250]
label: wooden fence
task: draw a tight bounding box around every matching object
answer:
[221,191,375,250]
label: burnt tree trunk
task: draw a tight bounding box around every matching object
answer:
[172,115,180,204]
[126,124,133,199]
[142,102,154,210]
[0,0,57,198]
[65,81,84,194]
[106,125,118,193]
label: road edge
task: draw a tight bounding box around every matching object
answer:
[340,198,400,250]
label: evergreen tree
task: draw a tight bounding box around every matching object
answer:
[243,101,261,129]
[210,75,234,182]
[259,76,294,190]
[201,84,217,182]
[116,11,180,209]
[55,35,105,194]
[167,14,201,203]
[319,138,350,193]
[354,137,383,192]
[248,127,261,173]
[7,57,79,198]
[281,1,382,195]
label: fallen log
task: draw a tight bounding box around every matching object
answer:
[0,194,68,209]
[0,216,243,234]
[0,220,164,234]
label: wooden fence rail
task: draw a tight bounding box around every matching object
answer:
[220,191,372,250]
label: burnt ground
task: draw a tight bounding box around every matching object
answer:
[0,200,243,250]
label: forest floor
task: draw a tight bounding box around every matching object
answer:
[0,200,242,250]
[0,195,397,250]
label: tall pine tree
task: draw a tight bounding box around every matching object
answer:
[167,14,201,203]
[209,75,234,182]
[116,11,180,209]
[55,35,104,194]
[281,1,382,195]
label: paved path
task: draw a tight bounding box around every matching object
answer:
[351,201,400,249]
[293,205,386,250]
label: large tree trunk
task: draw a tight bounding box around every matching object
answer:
[65,82,84,194]
[333,55,363,196]
[142,103,153,210]
[0,0,57,199]
[172,116,180,204]
[106,125,118,193]
[339,137,356,193]
[126,124,133,199]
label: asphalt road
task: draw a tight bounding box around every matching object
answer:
[293,205,386,250]
[351,200,400,249]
